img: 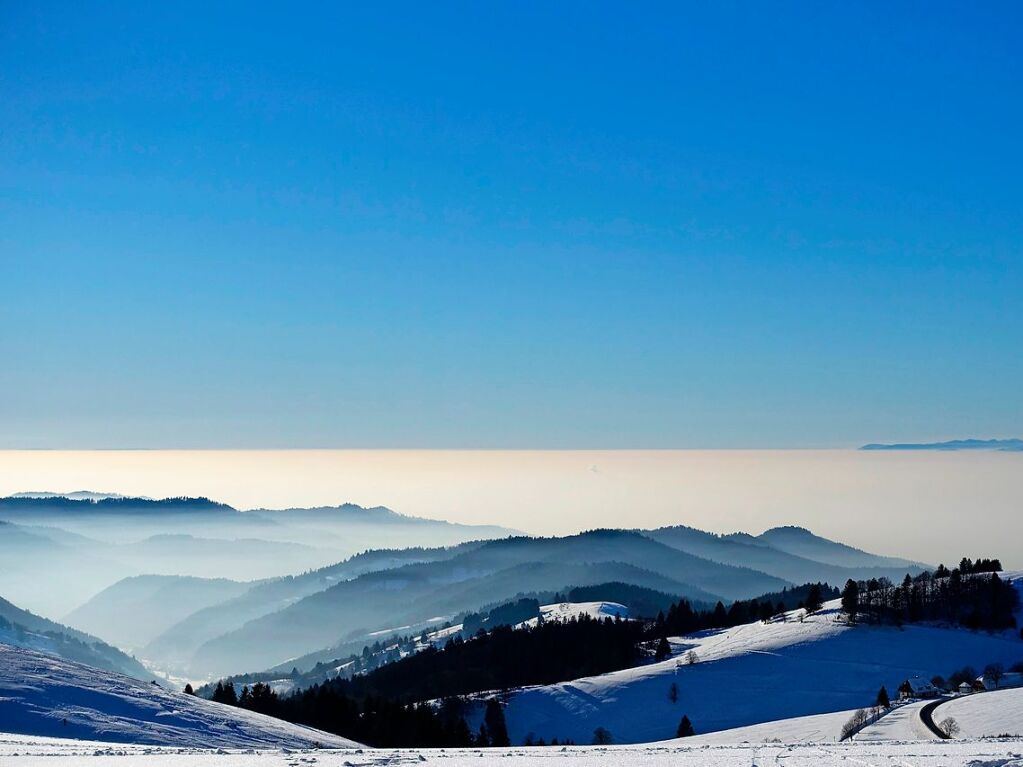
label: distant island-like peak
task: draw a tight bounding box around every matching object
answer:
[860,438,1023,451]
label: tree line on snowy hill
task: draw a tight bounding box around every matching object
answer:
[839,558,1019,632]
[206,678,515,747]
[307,612,644,704]
[651,582,839,638]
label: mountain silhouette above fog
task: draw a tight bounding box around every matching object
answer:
[860,438,1023,451]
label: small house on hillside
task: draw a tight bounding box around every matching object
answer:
[957,681,974,695]
[978,671,1023,691]
[898,676,939,700]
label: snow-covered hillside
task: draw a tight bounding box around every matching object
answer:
[420,602,628,649]
[519,602,628,628]
[0,644,359,749]
[938,687,1023,738]
[680,707,860,744]
[499,599,1023,744]
[0,596,152,681]
[433,601,628,639]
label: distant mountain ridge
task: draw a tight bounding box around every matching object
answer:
[65,575,253,652]
[0,494,520,617]
[0,495,234,514]
[750,526,927,570]
[645,524,927,584]
[9,490,140,501]
[0,493,514,529]
[861,438,1023,451]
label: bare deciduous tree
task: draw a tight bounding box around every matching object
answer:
[939,717,960,738]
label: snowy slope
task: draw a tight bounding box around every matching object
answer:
[0,644,359,748]
[938,688,1023,738]
[500,600,1023,745]
[419,602,628,647]
[679,708,860,744]
[856,700,939,741]
[676,701,944,744]
[2,733,1023,766]
[0,596,152,681]
[524,601,628,627]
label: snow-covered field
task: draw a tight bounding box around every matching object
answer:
[2,732,1023,767]
[426,601,628,642]
[0,644,357,749]
[939,688,1023,738]
[500,600,1023,744]
[680,707,861,744]
[517,601,628,629]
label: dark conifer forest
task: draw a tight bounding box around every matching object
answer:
[323,613,644,703]
[838,560,1018,631]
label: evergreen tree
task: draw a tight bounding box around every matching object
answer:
[654,637,671,661]
[211,681,237,704]
[875,685,890,708]
[676,715,695,737]
[841,579,860,621]
[592,726,613,745]
[183,683,195,695]
[805,583,823,613]
[483,699,510,747]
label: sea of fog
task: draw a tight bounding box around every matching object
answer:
[1,449,1020,568]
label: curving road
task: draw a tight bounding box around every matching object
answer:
[917,697,952,739]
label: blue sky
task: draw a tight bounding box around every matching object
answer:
[2,2,1021,448]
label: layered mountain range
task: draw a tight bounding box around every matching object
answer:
[0,493,928,681]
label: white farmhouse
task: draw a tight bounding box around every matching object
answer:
[898,676,939,700]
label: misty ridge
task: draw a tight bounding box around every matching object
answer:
[0,492,932,684]
[0,493,518,617]
[860,438,1023,451]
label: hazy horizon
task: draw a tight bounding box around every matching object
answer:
[3,448,1020,569]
